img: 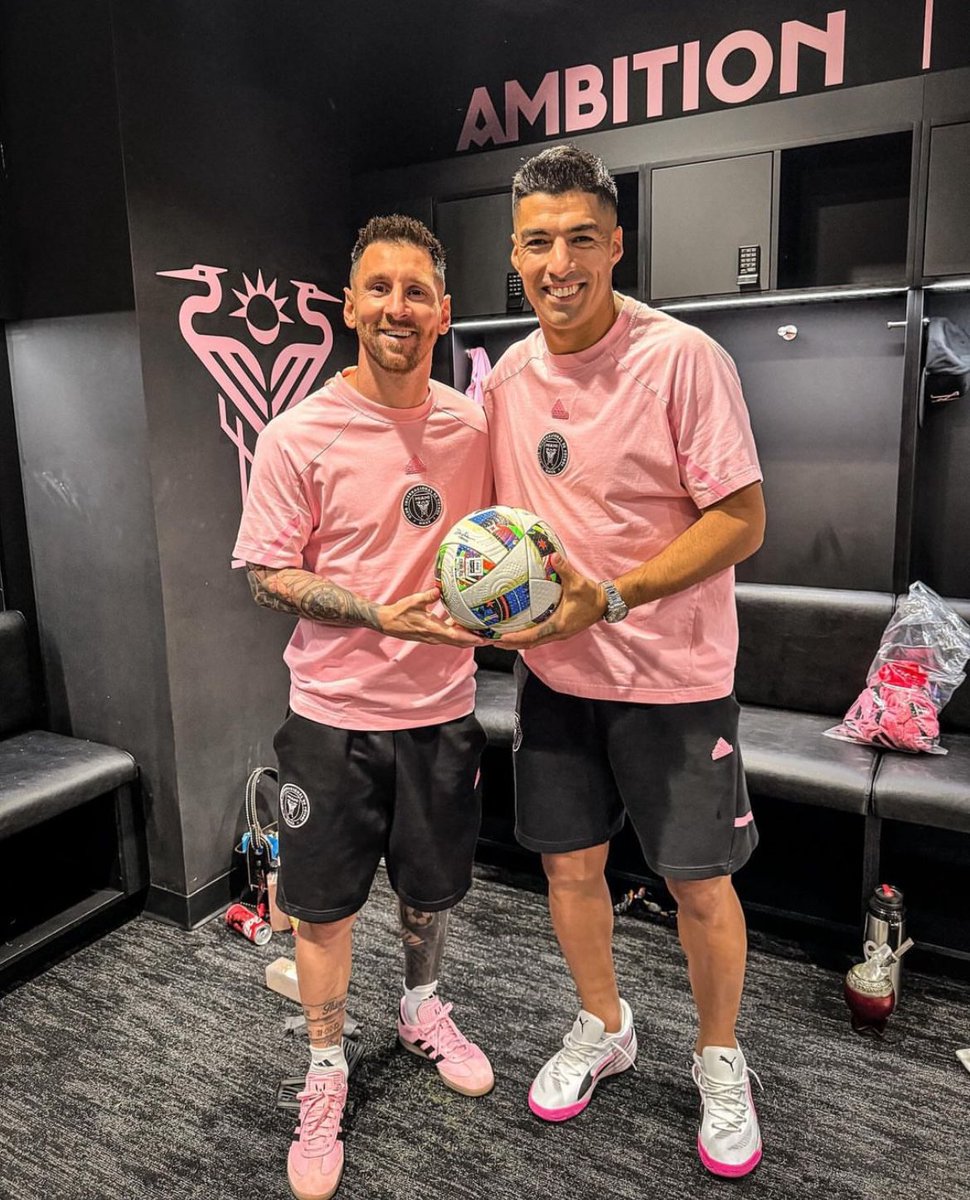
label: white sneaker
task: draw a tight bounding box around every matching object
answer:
[692,1044,763,1177]
[528,999,637,1121]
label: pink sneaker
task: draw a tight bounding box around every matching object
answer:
[287,1069,347,1200]
[397,995,494,1097]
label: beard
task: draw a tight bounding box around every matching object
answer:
[358,323,431,374]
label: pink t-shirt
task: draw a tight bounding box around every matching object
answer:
[234,375,492,730]
[484,296,762,704]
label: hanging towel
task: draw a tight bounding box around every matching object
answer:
[465,346,493,407]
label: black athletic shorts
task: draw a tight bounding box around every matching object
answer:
[513,663,757,880]
[273,709,487,923]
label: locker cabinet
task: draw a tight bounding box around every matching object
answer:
[650,153,773,301]
[924,121,970,278]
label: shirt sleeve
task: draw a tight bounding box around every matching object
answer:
[665,332,763,509]
[232,421,312,568]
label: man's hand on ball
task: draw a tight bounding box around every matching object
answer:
[377,588,483,647]
[494,555,606,649]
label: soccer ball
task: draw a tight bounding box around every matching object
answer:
[434,506,564,638]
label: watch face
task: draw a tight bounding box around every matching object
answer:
[601,582,628,623]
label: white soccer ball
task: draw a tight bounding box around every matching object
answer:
[434,506,564,638]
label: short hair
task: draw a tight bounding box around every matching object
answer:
[512,145,618,216]
[350,214,446,283]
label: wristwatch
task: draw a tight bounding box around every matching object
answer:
[599,579,629,624]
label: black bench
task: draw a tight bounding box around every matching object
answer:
[473,584,970,956]
[733,583,891,914]
[0,610,145,979]
[734,583,890,817]
[474,583,893,822]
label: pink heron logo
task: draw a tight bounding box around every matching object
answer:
[158,263,340,552]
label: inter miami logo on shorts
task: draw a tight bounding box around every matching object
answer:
[279,783,311,829]
[537,431,569,476]
[402,484,443,527]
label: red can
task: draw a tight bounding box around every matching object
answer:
[226,902,272,945]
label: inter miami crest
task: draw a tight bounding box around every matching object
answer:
[402,484,443,527]
[537,431,569,476]
[279,783,310,829]
[157,264,341,569]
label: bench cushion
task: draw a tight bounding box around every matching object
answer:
[871,732,970,832]
[738,705,878,815]
[736,585,895,717]
[475,668,517,747]
[0,730,137,839]
[473,664,879,815]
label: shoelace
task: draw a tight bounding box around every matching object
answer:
[416,1000,473,1062]
[549,1027,637,1089]
[297,1074,347,1155]
[694,1063,763,1136]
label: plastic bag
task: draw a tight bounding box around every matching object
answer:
[825,581,970,754]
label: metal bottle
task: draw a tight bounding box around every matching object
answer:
[864,883,907,999]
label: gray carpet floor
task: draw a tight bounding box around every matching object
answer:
[2,865,970,1200]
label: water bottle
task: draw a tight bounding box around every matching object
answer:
[864,884,907,999]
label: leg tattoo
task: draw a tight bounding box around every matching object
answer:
[400,902,449,988]
[302,992,348,1047]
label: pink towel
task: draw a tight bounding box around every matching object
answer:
[465,347,492,407]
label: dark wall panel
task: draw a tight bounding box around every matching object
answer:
[5,313,183,889]
[0,333,36,624]
[339,0,961,171]
[111,1,357,901]
[684,297,907,590]
[0,0,133,318]
[923,122,970,278]
[453,299,907,592]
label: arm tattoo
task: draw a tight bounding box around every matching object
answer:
[247,564,381,631]
[302,992,348,1047]
[400,903,449,988]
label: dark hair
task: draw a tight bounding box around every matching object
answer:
[512,145,618,215]
[350,214,446,282]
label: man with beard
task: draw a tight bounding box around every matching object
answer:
[484,146,766,1178]
[235,215,494,1200]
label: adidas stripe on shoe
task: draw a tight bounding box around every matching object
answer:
[397,995,494,1097]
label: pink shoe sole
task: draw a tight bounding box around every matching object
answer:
[398,1036,495,1097]
[288,1165,343,1200]
[697,1137,763,1178]
[289,1182,341,1200]
[528,1086,593,1122]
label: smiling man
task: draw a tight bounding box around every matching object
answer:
[484,146,767,1178]
[235,216,494,1200]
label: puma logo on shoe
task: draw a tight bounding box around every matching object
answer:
[719,1054,738,1071]
[711,737,734,760]
[405,455,426,474]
